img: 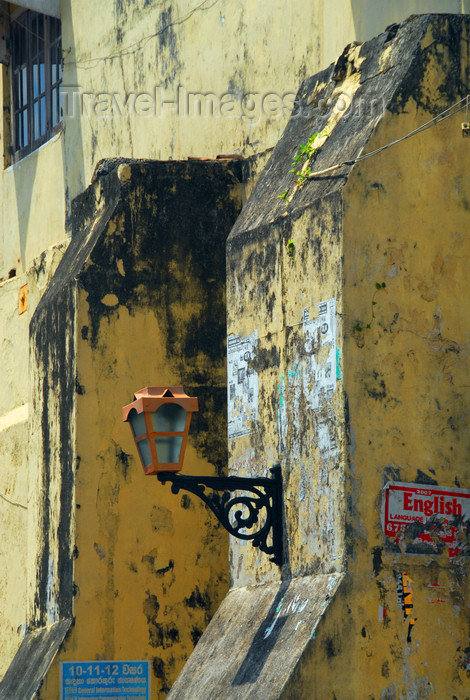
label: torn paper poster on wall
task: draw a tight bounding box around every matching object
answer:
[301,299,337,412]
[227,330,259,439]
[378,605,387,622]
[383,481,470,559]
[425,583,447,605]
[395,571,416,642]
[302,299,339,461]
[277,299,339,462]
[231,448,268,478]
[277,375,287,452]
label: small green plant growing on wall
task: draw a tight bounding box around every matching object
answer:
[290,128,329,185]
[278,128,330,201]
[286,239,295,263]
[354,282,386,332]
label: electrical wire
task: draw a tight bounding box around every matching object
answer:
[0,492,27,509]
[307,95,470,179]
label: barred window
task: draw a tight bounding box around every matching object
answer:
[11,10,62,160]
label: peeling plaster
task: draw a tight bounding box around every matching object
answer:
[227,330,259,440]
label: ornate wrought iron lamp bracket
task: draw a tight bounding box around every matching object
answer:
[157,464,283,566]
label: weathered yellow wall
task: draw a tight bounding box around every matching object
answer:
[337,47,470,697]
[0,241,66,677]
[36,308,229,698]
[0,275,29,676]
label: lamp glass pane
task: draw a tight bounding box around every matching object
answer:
[129,409,147,438]
[151,404,187,432]
[137,439,152,467]
[155,436,183,464]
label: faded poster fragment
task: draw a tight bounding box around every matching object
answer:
[280,299,338,457]
[383,481,470,559]
[302,299,337,411]
[227,331,258,440]
[277,375,287,452]
[302,298,338,460]
[287,300,339,557]
[231,448,267,478]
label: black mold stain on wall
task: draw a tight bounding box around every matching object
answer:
[372,546,383,577]
[152,656,171,693]
[147,622,180,649]
[76,160,246,474]
[77,161,244,360]
[190,625,203,646]
[142,592,160,647]
[157,5,182,87]
[184,585,212,611]
[323,631,341,659]
[389,15,470,115]
[30,284,76,627]
[185,385,228,476]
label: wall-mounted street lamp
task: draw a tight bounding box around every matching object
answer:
[122,387,283,566]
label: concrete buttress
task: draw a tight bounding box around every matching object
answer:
[168,15,470,700]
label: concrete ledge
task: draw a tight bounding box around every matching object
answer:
[12,2,60,19]
[168,574,343,700]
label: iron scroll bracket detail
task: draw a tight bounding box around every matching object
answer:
[157,464,283,566]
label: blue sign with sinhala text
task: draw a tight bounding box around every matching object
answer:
[60,660,150,699]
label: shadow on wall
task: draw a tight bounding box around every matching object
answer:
[60,0,87,229]
[232,581,290,686]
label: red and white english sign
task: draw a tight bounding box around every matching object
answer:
[382,481,470,558]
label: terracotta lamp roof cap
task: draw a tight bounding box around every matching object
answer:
[133,386,189,400]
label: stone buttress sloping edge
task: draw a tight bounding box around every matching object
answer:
[229,14,432,238]
[168,573,344,700]
[0,619,71,700]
